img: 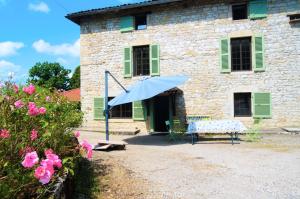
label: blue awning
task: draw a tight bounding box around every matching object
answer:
[108,75,188,107]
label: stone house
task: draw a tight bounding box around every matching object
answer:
[66,0,300,133]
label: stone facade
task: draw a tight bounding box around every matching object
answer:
[79,0,300,132]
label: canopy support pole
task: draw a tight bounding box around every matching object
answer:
[104,70,128,141]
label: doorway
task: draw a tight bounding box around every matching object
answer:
[154,96,169,132]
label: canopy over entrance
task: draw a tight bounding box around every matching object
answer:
[108,75,188,107]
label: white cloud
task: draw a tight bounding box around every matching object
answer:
[28,2,50,13]
[0,41,24,57]
[32,39,80,57]
[0,60,26,82]
[56,57,68,65]
[0,60,18,68]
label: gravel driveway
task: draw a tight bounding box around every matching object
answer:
[79,132,300,199]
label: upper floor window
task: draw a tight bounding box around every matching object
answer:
[135,14,147,30]
[232,4,248,20]
[231,37,251,71]
[133,45,150,76]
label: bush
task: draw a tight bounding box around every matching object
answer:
[0,82,90,198]
[245,119,262,142]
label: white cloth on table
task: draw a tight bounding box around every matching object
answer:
[187,120,247,134]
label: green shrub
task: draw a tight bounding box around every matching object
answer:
[0,82,86,198]
[245,119,262,142]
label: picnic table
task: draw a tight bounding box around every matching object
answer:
[187,120,247,145]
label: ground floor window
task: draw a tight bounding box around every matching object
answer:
[108,97,132,118]
[234,93,252,117]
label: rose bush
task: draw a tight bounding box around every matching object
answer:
[0,82,92,198]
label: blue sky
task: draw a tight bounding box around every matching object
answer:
[0,0,143,83]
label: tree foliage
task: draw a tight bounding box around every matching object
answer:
[70,66,80,89]
[28,62,71,90]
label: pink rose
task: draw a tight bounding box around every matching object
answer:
[74,131,80,138]
[13,84,19,93]
[30,129,38,141]
[14,100,24,109]
[44,149,54,156]
[28,102,40,116]
[46,153,62,168]
[0,129,10,138]
[34,166,52,185]
[23,84,35,95]
[39,107,46,115]
[22,151,39,168]
[40,159,55,175]
[80,140,93,160]
[45,96,51,102]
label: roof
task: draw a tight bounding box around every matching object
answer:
[66,0,184,25]
[62,88,80,102]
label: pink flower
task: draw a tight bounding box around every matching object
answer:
[46,153,62,168]
[22,151,39,168]
[23,84,35,95]
[80,140,93,160]
[14,100,24,109]
[0,129,10,138]
[44,149,54,156]
[45,96,51,102]
[30,129,38,141]
[13,84,19,93]
[39,107,46,115]
[28,102,40,116]
[34,166,52,185]
[40,159,55,175]
[74,131,80,138]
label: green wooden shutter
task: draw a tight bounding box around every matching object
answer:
[249,0,267,20]
[253,93,271,118]
[94,97,105,120]
[120,16,134,32]
[124,47,132,78]
[133,101,146,121]
[150,44,160,76]
[220,38,231,73]
[252,35,265,72]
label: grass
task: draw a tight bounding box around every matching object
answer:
[72,158,101,199]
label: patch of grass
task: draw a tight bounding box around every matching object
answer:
[72,158,101,199]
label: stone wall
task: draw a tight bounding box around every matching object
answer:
[80,0,300,132]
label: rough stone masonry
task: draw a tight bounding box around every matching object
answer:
[78,0,300,133]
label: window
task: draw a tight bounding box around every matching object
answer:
[135,14,147,30]
[108,97,132,118]
[232,4,248,20]
[288,13,300,23]
[234,93,252,117]
[133,45,150,76]
[231,37,251,71]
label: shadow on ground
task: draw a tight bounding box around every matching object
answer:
[123,134,238,146]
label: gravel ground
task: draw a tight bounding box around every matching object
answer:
[79,132,300,199]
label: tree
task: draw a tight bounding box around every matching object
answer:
[70,66,80,89]
[28,62,71,90]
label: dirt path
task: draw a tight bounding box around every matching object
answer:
[80,132,300,199]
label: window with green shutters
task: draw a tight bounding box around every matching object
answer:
[249,0,267,20]
[253,93,271,118]
[124,47,132,78]
[252,35,265,71]
[133,101,146,121]
[94,97,105,120]
[150,44,160,76]
[120,16,134,33]
[220,38,231,73]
